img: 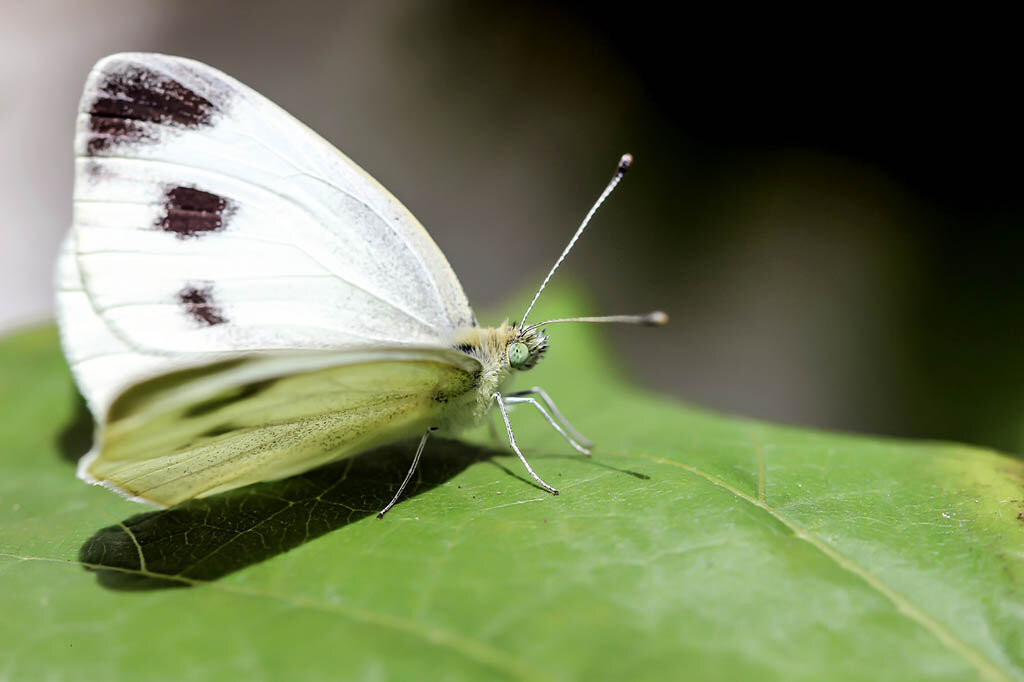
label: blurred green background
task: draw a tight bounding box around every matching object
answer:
[1,2,1020,453]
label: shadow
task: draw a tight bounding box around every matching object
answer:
[575,456,651,481]
[78,438,495,591]
[484,458,558,492]
[58,384,94,465]
[77,440,655,591]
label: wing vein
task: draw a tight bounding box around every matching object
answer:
[75,154,449,333]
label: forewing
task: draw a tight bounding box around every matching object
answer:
[60,52,475,414]
[79,347,481,508]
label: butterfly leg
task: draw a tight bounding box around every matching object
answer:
[502,395,591,456]
[492,392,559,495]
[378,427,437,518]
[507,386,593,448]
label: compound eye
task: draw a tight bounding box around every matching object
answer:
[508,342,530,369]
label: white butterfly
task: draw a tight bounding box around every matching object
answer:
[57,53,666,516]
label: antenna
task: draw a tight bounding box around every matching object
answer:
[524,311,668,333]
[520,153,633,327]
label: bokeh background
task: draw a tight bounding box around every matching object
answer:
[1,2,1021,453]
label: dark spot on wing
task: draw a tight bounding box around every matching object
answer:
[86,116,155,153]
[157,186,234,238]
[84,160,114,181]
[177,283,228,326]
[184,381,278,419]
[86,64,216,154]
[454,342,476,354]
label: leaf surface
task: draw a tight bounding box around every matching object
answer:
[1,291,1022,682]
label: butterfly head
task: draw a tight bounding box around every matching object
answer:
[508,325,548,371]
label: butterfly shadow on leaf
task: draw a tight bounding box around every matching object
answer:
[57,385,94,466]
[76,437,497,591]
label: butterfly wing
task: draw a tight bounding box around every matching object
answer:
[78,347,481,507]
[59,52,475,415]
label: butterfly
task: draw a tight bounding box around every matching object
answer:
[58,53,666,517]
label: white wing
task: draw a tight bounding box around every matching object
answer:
[58,52,475,415]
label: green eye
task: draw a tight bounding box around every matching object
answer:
[508,342,529,369]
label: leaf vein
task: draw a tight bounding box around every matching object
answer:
[615,451,1012,682]
[0,552,552,682]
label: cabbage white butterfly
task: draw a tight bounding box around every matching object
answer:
[58,53,666,517]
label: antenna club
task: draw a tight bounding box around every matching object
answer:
[618,153,633,173]
[644,310,669,326]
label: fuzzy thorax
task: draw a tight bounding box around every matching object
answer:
[449,321,548,426]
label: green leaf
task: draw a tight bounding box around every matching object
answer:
[2,290,1022,682]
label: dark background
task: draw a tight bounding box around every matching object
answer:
[2,2,1020,453]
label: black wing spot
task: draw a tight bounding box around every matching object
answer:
[177,283,228,326]
[86,116,155,153]
[455,343,476,354]
[86,63,216,153]
[158,186,234,238]
[84,160,114,182]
